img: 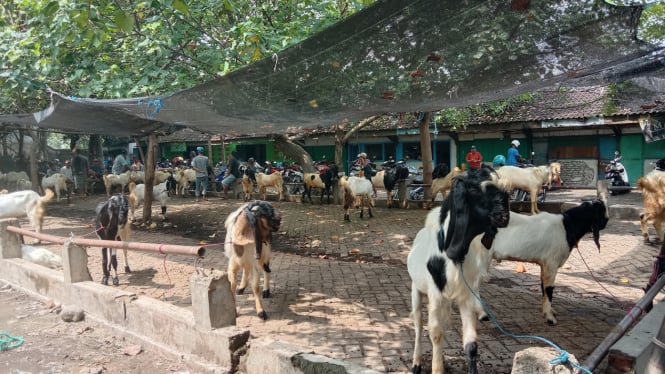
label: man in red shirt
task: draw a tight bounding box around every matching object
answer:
[465,145,483,169]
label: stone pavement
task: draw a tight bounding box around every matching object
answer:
[30,188,665,373]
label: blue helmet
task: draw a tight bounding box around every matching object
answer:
[493,155,506,167]
[196,146,204,153]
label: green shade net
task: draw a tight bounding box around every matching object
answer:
[1,0,664,137]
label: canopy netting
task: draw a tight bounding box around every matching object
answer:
[1,0,664,137]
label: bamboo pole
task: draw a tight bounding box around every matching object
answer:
[6,225,204,257]
[583,273,665,371]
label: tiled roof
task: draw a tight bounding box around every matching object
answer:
[157,127,223,143]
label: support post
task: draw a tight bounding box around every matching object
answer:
[62,239,92,283]
[397,179,408,209]
[190,270,236,330]
[0,220,22,259]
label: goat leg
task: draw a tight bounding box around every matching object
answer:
[110,251,120,286]
[101,248,110,285]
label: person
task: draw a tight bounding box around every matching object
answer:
[465,145,483,169]
[506,139,523,166]
[492,155,506,168]
[45,161,59,177]
[356,152,370,168]
[221,151,241,199]
[71,149,90,195]
[60,159,74,190]
[112,149,128,175]
[129,156,144,172]
[246,157,258,172]
[191,146,209,202]
[89,158,104,179]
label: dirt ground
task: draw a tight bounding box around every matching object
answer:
[0,281,198,374]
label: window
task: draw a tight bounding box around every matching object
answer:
[403,142,422,161]
[365,144,384,161]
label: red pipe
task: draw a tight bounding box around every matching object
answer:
[6,225,204,257]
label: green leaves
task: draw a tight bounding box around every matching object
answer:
[114,10,134,32]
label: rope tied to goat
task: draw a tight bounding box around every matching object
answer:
[0,331,24,351]
[460,267,593,374]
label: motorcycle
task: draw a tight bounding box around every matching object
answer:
[605,151,630,195]
[650,158,665,172]
[282,162,304,195]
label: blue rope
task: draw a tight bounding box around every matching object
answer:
[0,331,24,351]
[145,99,163,119]
[460,266,592,374]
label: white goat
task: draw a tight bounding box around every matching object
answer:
[103,172,132,196]
[41,173,70,202]
[343,175,374,222]
[637,170,665,243]
[496,164,555,214]
[408,167,510,374]
[224,201,282,320]
[173,168,196,197]
[480,199,609,325]
[128,181,171,220]
[0,189,55,240]
[255,172,284,201]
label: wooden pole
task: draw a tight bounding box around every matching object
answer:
[142,134,157,221]
[419,112,433,204]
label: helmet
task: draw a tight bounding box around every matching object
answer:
[492,155,506,168]
[248,157,255,162]
[196,146,204,153]
[358,152,367,158]
[511,140,520,147]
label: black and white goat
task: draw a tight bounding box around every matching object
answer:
[407,166,510,374]
[95,194,131,286]
[128,179,176,220]
[480,198,609,325]
[224,200,282,320]
[302,164,339,204]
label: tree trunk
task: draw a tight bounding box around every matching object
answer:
[419,112,434,205]
[273,134,316,173]
[142,134,157,222]
[89,135,103,161]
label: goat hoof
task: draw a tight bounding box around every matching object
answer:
[125,266,131,273]
[412,365,422,374]
[112,277,120,286]
[257,311,268,320]
[236,287,246,295]
[262,289,271,298]
[101,276,109,286]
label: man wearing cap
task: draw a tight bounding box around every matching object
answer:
[71,149,90,195]
[191,146,210,202]
[465,145,483,169]
[60,159,74,191]
[506,139,523,166]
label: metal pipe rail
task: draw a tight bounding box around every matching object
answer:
[6,225,205,257]
[582,272,665,371]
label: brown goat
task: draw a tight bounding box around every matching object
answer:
[637,171,665,243]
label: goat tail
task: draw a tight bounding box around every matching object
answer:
[40,188,55,204]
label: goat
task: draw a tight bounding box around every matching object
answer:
[255,172,284,201]
[496,163,556,214]
[241,171,255,202]
[224,200,282,320]
[0,189,55,241]
[637,171,665,243]
[408,166,511,374]
[373,163,411,208]
[550,161,563,186]
[95,194,132,286]
[128,180,174,220]
[343,175,374,222]
[302,164,339,204]
[431,166,463,202]
[154,170,172,184]
[41,173,70,202]
[480,198,609,325]
[103,171,132,196]
[173,168,196,197]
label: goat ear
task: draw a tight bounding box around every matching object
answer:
[444,178,471,263]
[233,211,255,246]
